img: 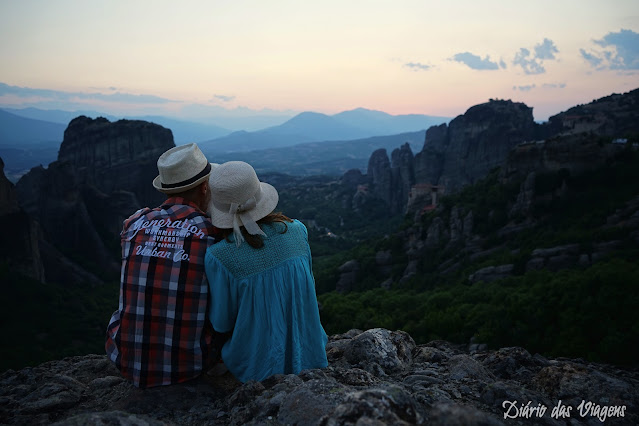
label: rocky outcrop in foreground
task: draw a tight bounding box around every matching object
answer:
[1,329,637,425]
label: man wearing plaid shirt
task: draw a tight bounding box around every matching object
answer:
[106,144,222,388]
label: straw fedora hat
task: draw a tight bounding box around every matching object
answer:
[207,161,279,235]
[152,144,215,194]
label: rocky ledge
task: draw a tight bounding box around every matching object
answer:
[1,329,637,425]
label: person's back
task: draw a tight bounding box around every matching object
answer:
[205,219,328,382]
[106,144,219,388]
[204,161,328,383]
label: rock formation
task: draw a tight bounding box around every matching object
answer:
[545,88,639,137]
[435,99,537,191]
[391,143,416,214]
[336,260,359,293]
[12,117,175,284]
[349,99,539,217]
[350,88,639,219]
[0,156,45,282]
[0,157,19,215]
[58,116,174,208]
[1,328,637,425]
[366,148,394,209]
[364,143,417,215]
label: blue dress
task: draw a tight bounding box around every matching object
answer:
[204,219,328,382]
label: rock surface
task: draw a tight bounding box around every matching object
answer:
[0,157,19,215]
[15,161,121,280]
[1,328,637,425]
[335,260,360,293]
[0,156,45,282]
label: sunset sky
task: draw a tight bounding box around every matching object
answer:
[1,0,638,123]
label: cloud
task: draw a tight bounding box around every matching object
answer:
[88,92,174,104]
[581,29,639,70]
[513,84,536,92]
[513,48,545,74]
[499,59,507,69]
[534,38,559,60]
[404,62,431,71]
[512,38,559,74]
[511,82,566,92]
[450,52,499,70]
[580,49,603,68]
[0,82,175,104]
[542,83,567,89]
[89,86,118,92]
[213,94,236,102]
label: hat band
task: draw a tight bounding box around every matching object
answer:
[161,163,211,189]
[211,186,263,216]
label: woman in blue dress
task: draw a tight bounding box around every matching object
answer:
[204,161,328,382]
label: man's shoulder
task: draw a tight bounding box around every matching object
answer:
[123,207,153,228]
[121,203,219,240]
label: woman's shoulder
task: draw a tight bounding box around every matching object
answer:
[287,219,307,234]
[206,219,307,257]
[287,219,305,230]
[262,218,306,235]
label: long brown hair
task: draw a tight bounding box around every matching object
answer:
[220,212,293,248]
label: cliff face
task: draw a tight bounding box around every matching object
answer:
[412,99,538,194]
[15,162,125,279]
[503,134,621,181]
[1,328,637,425]
[546,88,639,137]
[366,143,416,214]
[0,157,18,215]
[414,123,447,185]
[366,148,393,208]
[391,143,416,214]
[354,89,639,217]
[13,117,174,284]
[58,116,174,208]
[437,100,537,191]
[0,157,45,283]
[359,100,537,215]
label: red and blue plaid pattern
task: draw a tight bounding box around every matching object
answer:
[105,197,220,388]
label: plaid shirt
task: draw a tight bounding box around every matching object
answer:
[105,197,220,388]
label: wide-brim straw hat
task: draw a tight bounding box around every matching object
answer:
[152,143,215,194]
[207,161,279,230]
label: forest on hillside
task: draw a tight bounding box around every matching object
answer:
[313,146,639,366]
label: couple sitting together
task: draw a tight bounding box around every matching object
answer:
[105,143,328,388]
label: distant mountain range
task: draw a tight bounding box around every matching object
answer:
[0,107,450,181]
[1,108,231,144]
[208,131,426,176]
[201,109,449,153]
[2,107,449,149]
[0,109,66,145]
